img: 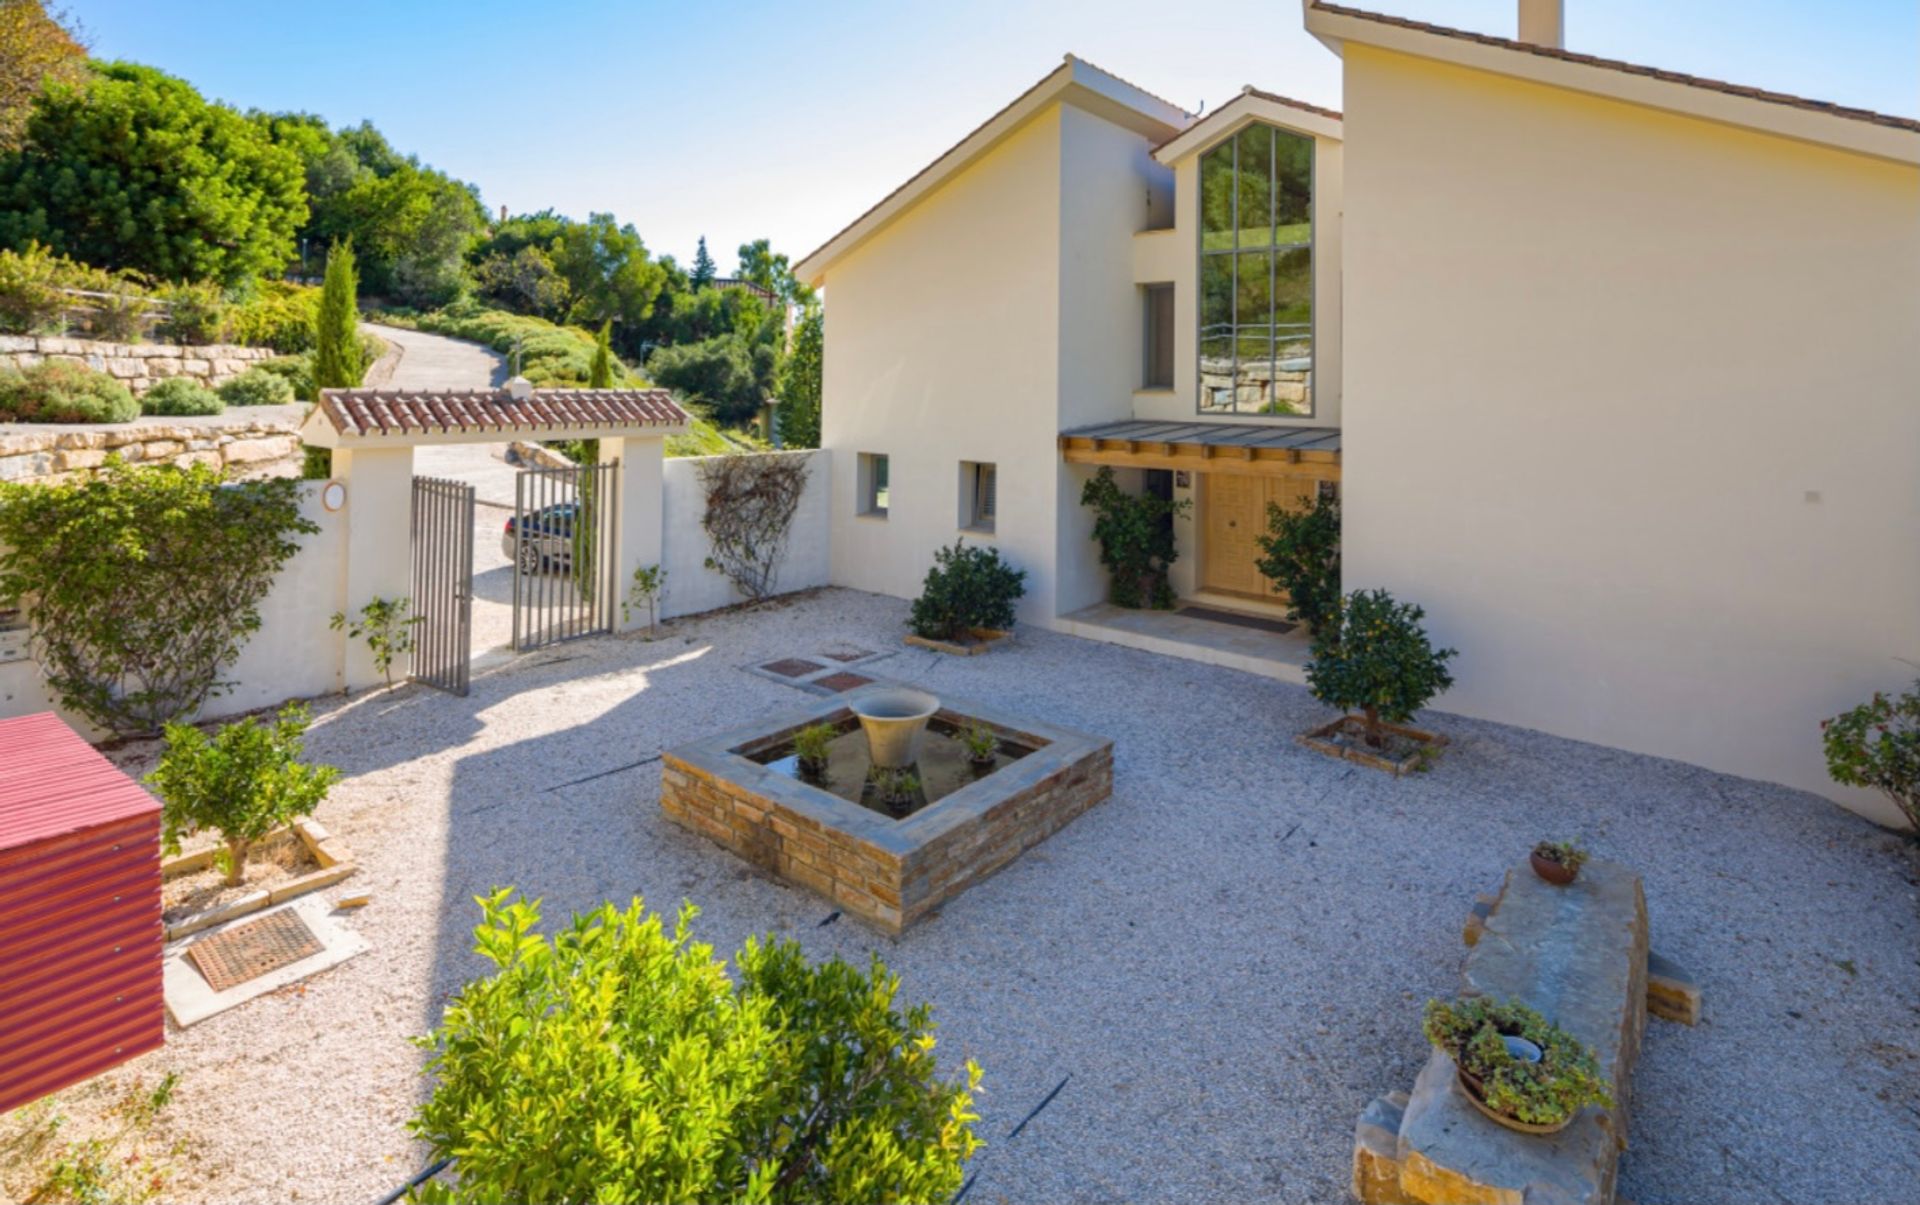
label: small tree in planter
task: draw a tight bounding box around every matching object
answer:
[1301,589,1456,771]
[1254,492,1340,635]
[907,540,1025,651]
[1821,681,1920,832]
[1079,466,1189,609]
[147,704,341,887]
[411,890,981,1204]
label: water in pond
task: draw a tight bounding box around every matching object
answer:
[752,716,1036,819]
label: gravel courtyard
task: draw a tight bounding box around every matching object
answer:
[55,589,1920,1203]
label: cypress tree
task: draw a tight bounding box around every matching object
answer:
[690,236,716,289]
[314,239,366,390]
[588,320,614,388]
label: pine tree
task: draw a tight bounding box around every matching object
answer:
[314,240,366,390]
[588,320,614,388]
[689,235,716,289]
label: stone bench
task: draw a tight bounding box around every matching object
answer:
[1352,859,1700,1205]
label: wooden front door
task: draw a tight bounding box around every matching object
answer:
[1201,472,1321,600]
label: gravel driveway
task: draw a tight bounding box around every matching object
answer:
[32,590,1920,1204]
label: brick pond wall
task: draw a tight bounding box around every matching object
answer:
[0,406,306,485]
[0,335,276,395]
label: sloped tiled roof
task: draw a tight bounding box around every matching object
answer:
[1313,2,1920,134]
[316,388,689,439]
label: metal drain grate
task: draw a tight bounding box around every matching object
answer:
[762,657,826,678]
[186,909,324,992]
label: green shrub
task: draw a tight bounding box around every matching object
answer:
[0,459,319,735]
[256,353,316,401]
[1422,997,1612,1129]
[85,280,154,343]
[1079,465,1189,609]
[156,281,229,344]
[908,540,1026,642]
[216,367,296,407]
[0,241,75,334]
[412,890,981,1205]
[1822,681,1920,831]
[1255,491,1341,634]
[314,240,367,389]
[140,376,223,416]
[1306,589,1457,746]
[147,704,340,886]
[329,595,421,689]
[0,360,139,423]
[227,280,319,352]
[413,301,621,386]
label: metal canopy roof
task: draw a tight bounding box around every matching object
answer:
[1061,419,1342,454]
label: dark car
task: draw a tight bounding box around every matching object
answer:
[503,503,577,573]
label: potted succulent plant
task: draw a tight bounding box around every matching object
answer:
[792,721,836,780]
[866,766,922,814]
[1422,997,1612,1134]
[958,720,999,769]
[1530,841,1588,886]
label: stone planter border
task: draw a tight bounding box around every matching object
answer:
[903,627,1013,657]
[161,818,358,942]
[1297,715,1447,776]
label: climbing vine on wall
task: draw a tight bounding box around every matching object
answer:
[0,458,317,736]
[698,453,809,603]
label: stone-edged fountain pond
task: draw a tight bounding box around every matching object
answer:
[661,686,1112,932]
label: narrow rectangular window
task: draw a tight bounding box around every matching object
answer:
[959,461,996,534]
[858,452,889,517]
[1143,284,1174,389]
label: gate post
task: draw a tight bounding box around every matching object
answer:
[599,436,664,633]
[333,446,416,690]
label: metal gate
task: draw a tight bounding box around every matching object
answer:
[511,460,619,652]
[410,476,475,695]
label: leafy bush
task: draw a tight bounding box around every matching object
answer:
[227,280,319,352]
[908,540,1026,642]
[1080,465,1189,609]
[216,367,296,407]
[0,459,319,735]
[255,354,315,401]
[139,375,223,416]
[156,280,228,344]
[85,279,153,342]
[1255,491,1341,634]
[147,704,340,886]
[330,596,421,689]
[0,240,67,333]
[1422,997,1612,1128]
[0,359,138,423]
[1822,681,1920,831]
[1306,589,1456,746]
[412,890,981,1205]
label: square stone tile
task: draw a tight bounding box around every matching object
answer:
[815,671,874,692]
[761,657,826,678]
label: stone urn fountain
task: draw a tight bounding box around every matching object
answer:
[848,687,939,769]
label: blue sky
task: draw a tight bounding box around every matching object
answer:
[65,1,1919,274]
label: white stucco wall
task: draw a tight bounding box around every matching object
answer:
[0,483,348,733]
[1339,45,1920,824]
[821,108,1067,621]
[660,449,831,619]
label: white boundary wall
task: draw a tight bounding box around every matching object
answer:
[660,450,831,619]
[0,483,348,734]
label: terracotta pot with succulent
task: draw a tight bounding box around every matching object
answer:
[1530,840,1588,886]
[792,721,836,781]
[1422,997,1612,1134]
[958,721,999,770]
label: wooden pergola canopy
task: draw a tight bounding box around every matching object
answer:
[1060,420,1341,480]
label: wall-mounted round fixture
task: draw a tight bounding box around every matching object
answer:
[321,480,347,512]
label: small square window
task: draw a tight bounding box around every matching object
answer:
[858,453,889,517]
[959,461,996,534]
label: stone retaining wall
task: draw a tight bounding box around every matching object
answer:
[0,409,305,484]
[0,335,276,395]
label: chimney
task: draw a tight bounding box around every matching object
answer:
[1518,0,1563,48]
[505,376,533,401]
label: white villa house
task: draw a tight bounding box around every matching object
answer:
[796,0,1920,825]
